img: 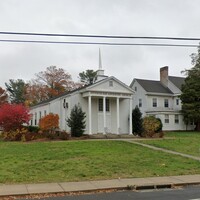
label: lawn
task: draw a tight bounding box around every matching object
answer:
[0,140,200,184]
[139,132,200,157]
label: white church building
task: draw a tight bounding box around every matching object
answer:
[30,53,195,134]
[30,62,134,135]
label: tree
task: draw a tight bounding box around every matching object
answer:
[39,113,59,133]
[34,66,78,98]
[78,69,97,85]
[180,46,200,131]
[0,87,8,105]
[132,106,143,136]
[67,105,86,137]
[25,81,49,106]
[0,103,30,131]
[5,79,26,104]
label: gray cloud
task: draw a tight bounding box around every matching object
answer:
[0,0,199,88]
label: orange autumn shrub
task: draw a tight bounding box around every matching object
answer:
[39,113,59,133]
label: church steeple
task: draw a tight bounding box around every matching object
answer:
[96,48,107,82]
[99,48,102,70]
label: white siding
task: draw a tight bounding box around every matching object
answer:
[132,81,147,116]
[130,79,195,131]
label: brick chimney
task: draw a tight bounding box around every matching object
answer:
[160,66,169,87]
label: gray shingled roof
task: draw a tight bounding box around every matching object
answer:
[136,79,173,94]
[169,76,185,90]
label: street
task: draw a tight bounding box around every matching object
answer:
[21,185,200,200]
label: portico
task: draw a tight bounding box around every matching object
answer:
[81,77,134,135]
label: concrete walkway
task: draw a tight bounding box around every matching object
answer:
[123,140,200,161]
[0,175,200,197]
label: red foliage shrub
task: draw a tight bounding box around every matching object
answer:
[0,103,30,131]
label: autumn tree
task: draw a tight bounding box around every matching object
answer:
[0,87,8,105]
[5,79,27,104]
[180,46,200,131]
[0,103,30,131]
[25,81,49,106]
[34,66,79,99]
[78,69,97,85]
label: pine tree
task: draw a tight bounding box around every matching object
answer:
[132,106,143,136]
[67,105,86,137]
[5,79,26,104]
[78,70,97,85]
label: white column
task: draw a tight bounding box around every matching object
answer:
[129,97,132,135]
[88,95,92,135]
[116,97,120,134]
[103,96,106,134]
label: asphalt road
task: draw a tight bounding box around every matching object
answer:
[22,185,200,200]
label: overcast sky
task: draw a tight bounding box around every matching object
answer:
[0,0,200,88]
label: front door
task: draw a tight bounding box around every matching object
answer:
[97,98,111,133]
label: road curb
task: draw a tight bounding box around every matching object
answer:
[0,181,200,197]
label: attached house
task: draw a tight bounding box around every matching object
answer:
[130,66,195,131]
[30,67,134,135]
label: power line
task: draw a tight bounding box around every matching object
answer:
[0,31,200,41]
[0,39,198,47]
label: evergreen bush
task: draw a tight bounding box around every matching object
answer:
[132,106,143,136]
[67,105,86,137]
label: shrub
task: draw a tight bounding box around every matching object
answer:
[26,125,40,133]
[2,128,28,141]
[58,131,70,140]
[142,116,162,137]
[39,113,59,133]
[155,118,163,133]
[44,130,70,140]
[67,105,86,137]
[0,103,30,131]
[132,106,143,136]
[1,127,44,141]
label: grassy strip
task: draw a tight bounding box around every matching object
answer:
[0,140,200,184]
[140,132,200,157]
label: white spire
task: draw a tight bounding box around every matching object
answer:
[95,48,107,82]
[99,48,102,70]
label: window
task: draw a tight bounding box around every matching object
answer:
[164,99,169,107]
[39,111,42,119]
[135,87,137,91]
[152,98,157,107]
[109,81,113,87]
[44,110,47,116]
[35,113,37,125]
[106,99,110,112]
[165,114,169,123]
[176,99,179,105]
[174,114,179,124]
[98,98,110,112]
[99,99,103,111]
[139,99,142,107]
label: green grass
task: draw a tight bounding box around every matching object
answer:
[0,140,200,184]
[140,132,200,157]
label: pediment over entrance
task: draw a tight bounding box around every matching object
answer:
[81,76,134,98]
